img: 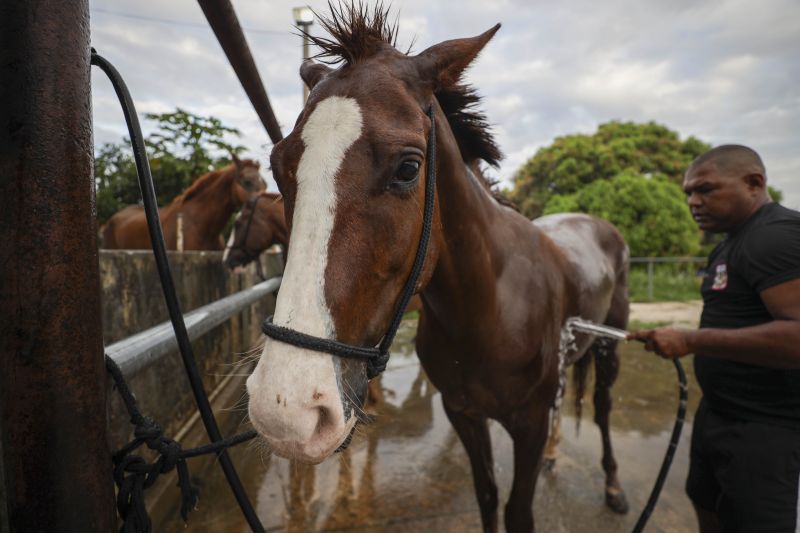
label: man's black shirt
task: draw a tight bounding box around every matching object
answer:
[696,202,800,428]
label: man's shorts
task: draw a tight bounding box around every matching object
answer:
[686,399,800,532]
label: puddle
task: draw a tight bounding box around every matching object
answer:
[157,319,701,532]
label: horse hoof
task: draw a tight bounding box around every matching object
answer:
[605,488,629,514]
[541,457,557,473]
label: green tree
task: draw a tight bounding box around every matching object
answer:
[510,121,711,218]
[768,186,783,203]
[95,108,246,224]
[544,172,701,257]
[95,142,141,223]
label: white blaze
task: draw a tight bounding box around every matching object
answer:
[273,96,362,333]
[247,96,363,459]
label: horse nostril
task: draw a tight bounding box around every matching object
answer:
[315,405,333,435]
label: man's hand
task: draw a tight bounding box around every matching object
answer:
[628,327,695,359]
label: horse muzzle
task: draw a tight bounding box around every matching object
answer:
[246,342,355,464]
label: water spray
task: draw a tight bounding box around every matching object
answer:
[564,317,688,533]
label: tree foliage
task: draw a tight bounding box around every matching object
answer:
[95,108,246,223]
[544,172,701,256]
[510,121,711,219]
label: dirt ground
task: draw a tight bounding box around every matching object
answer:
[629,300,703,328]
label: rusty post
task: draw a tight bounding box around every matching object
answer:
[197,0,284,145]
[0,1,117,531]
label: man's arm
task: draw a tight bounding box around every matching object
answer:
[629,277,800,369]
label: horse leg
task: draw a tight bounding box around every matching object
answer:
[442,401,498,533]
[503,406,550,533]
[541,412,561,472]
[592,336,629,513]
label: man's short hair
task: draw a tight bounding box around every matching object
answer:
[689,145,766,179]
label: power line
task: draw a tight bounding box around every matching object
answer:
[92,6,288,36]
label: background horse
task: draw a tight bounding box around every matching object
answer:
[223,192,288,273]
[245,6,629,532]
[102,157,265,250]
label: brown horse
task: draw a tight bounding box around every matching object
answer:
[245,6,629,532]
[102,157,265,250]
[223,192,288,271]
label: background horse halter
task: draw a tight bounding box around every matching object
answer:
[223,192,288,277]
[226,194,267,266]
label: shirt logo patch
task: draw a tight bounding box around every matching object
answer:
[712,263,727,291]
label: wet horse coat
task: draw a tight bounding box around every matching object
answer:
[102,158,265,250]
[246,6,629,532]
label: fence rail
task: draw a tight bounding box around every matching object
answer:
[106,276,282,379]
[630,256,706,302]
[630,256,706,264]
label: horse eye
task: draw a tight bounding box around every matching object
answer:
[396,160,420,183]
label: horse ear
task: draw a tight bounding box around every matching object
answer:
[232,153,242,171]
[300,61,332,90]
[415,24,500,90]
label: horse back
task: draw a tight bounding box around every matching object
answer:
[532,213,628,322]
[102,205,154,250]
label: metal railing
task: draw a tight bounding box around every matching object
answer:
[106,276,281,379]
[630,257,706,302]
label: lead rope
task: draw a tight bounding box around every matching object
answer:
[632,357,687,533]
[91,50,265,533]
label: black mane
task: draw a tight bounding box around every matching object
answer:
[308,2,503,168]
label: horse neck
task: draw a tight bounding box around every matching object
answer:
[263,199,289,249]
[180,170,239,236]
[270,202,289,247]
[424,150,507,303]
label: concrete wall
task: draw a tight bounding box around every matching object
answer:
[102,249,282,453]
[1,249,281,529]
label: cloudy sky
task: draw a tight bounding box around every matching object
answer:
[90,0,800,208]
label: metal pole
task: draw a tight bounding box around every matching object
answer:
[0,1,117,530]
[197,0,284,145]
[647,259,655,302]
[302,29,311,104]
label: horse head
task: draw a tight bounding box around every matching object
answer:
[246,4,499,464]
[230,155,266,205]
[223,192,286,270]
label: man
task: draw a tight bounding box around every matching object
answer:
[630,145,800,533]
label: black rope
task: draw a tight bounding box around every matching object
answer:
[261,105,437,379]
[632,358,687,533]
[91,50,266,533]
[106,358,258,532]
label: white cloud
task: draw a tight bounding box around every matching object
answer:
[89,0,800,207]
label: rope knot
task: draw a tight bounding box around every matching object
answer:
[134,416,162,444]
[158,439,182,472]
[367,351,390,379]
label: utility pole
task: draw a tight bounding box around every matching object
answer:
[293,7,314,105]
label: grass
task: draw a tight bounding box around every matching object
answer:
[629,262,703,302]
[627,319,672,331]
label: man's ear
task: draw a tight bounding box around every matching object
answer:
[300,61,332,91]
[414,24,500,90]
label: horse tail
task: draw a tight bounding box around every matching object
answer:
[571,350,593,433]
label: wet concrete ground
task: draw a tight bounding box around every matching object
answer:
[158,319,702,532]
